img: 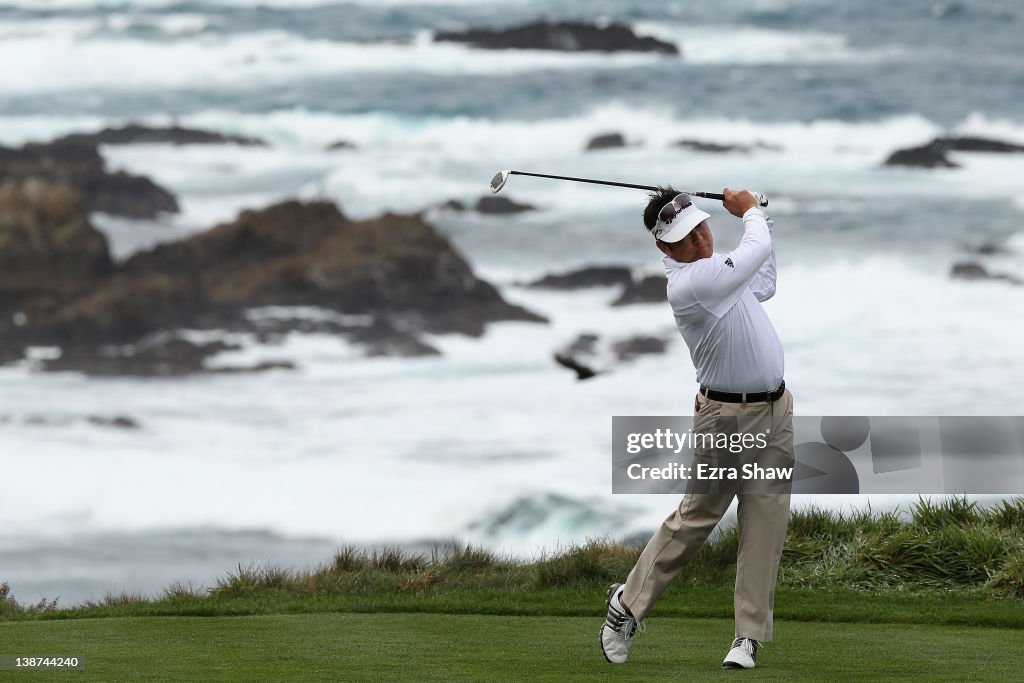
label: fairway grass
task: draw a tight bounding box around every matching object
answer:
[4,499,1024,680]
[2,613,1022,682]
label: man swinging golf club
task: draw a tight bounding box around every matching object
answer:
[600,187,794,670]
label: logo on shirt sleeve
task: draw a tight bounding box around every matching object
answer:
[724,257,734,268]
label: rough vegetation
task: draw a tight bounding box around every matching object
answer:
[4,497,1023,621]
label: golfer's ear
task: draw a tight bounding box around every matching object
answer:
[656,240,672,257]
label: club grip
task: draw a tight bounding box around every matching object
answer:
[694,191,769,208]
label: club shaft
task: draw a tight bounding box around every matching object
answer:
[509,171,658,192]
[505,171,767,207]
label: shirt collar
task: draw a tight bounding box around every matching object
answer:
[662,255,689,272]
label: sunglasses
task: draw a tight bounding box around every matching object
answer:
[657,193,693,225]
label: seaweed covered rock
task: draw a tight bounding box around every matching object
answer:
[435,20,679,54]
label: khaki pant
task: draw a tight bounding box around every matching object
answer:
[620,388,794,642]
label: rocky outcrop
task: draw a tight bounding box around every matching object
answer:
[0,413,142,429]
[53,124,266,147]
[553,331,670,380]
[883,135,1024,169]
[526,265,633,290]
[950,262,1022,285]
[586,132,627,150]
[612,335,668,361]
[438,196,536,214]
[0,180,113,317]
[611,274,667,306]
[326,140,357,150]
[933,136,1024,153]
[474,196,535,214]
[435,20,679,54]
[965,242,1010,256]
[554,333,601,380]
[883,143,959,168]
[40,338,293,377]
[0,140,179,218]
[437,199,467,212]
[673,139,781,153]
[2,196,545,374]
[554,351,599,380]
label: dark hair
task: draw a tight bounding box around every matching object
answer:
[642,186,680,231]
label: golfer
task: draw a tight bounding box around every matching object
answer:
[600,187,794,670]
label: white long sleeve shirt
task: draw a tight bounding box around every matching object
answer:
[663,207,784,392]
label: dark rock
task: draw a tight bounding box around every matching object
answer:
[951,262,991,280]
[435,20,679,54]
[348,318,441,357]
[612,335,668,361]
[586,132,627,150]
[0,140,180,218]
[4,199,544,374]
[565,332,600,356]
[474,196,535,214]
[966,242,1008,256]
[86,415,142,430]
[673,138,781,153]
[438,199,467,212]
[950,261,1022,285]
[84,170,180,218]
[44,335,294,377]
[526,265,633,290]
[553,332,603,380]
[933,136,1024,154]
[42,338,239,377]
[554,352,598,380]
[53,124,267,147]
[553,331,668,379]
[883,135,1024,169]
[612,275,667,306]
[0,180,112,318]
[883,143,959,168]
[212,360,297,374]
[326,140,357,151]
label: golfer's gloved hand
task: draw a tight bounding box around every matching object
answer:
[722,188,759,218]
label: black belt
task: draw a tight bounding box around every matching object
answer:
[700,380,786,404]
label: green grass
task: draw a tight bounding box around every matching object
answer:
[1,613,1022,682]
[3,498,1024,680]
[6,497,1024,623]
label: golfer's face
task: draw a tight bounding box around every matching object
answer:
[672,221,713,262]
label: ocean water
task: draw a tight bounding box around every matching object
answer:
[1,0,1023,606]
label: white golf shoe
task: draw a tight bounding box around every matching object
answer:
[722,637,760,669]
[599,583,643,663]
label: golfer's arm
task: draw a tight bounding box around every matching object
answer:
[691,208,772,313]
[748,215,777,302]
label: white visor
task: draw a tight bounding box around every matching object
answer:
[650,201,711,243]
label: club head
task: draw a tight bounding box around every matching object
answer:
[490,170,510,194]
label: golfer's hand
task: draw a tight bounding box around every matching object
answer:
[722,188,758,218]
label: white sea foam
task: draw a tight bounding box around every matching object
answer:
[0,9,922,97]
[635,22,902,65]
[0,27,676,95]
[7,105,1021,237]
[1,257,1022,548]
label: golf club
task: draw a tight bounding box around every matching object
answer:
[489,170,768,207]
